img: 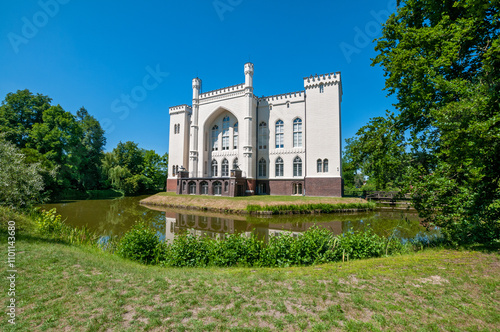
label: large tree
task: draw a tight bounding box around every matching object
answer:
[371,0,500,243]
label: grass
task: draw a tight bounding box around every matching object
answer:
[1,233,499,331]
[141,192,372,214]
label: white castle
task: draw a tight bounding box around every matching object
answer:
[167,63,343,196]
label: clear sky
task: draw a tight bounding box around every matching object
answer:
[0,0,398,156]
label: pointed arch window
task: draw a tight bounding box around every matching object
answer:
[293,156,302,177]
[323,159,329,173]
[233,158,239,170]
[293,118,302,148]
[211,159,218,177]
[275,157,284,177]
[319,84,324,93]
[222,158,229,177]
[212,125,219,151]
[275,120,284,148]
[189,181,196,195]
[222,116,230,150]
[258,122,267,149]
[317,159,323,173]
[233,122,238,149]
[258,158,267,177]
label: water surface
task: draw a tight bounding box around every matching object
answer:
[40,196,436,242]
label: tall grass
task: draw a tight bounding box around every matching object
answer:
[246,202,376,214]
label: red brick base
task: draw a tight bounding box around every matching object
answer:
[304,177,343,197]
[166,179,177,192]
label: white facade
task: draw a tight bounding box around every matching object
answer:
[168,63,343,196]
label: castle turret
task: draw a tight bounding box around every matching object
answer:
[244,63,254,90]
[189,78,202,176]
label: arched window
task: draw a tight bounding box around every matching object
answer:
[258,158,267,177]
[221,158,229,177]
[233,158,239,170]
[275,120,284,148]
[258,122,267,149]
[275,157,284,177]
[293,183,303,195]
[287,102,290,108]
[233,122,238,149]
[323,159,329,172]
[317,159,323,173]
[222,116,230,150]
[293,156,302,177]
[293,118,302,148]
[212,125,219,151]
[211,159,218,177]
[200,181,209,195]
[224,181,229,192]
[188,181,196,195]
[172,165,176,176]
[319,84,324,93]
[213,181,222,195]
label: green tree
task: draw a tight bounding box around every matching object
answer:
[344,114,409,190]
[0,137,45,209]
[372,0,500,243]
[76,107,106,190]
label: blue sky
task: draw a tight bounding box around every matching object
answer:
[0,0,398,156]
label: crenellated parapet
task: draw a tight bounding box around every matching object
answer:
[169,104,192,115]
[259,91,305,106]
[199,83,246,99]
[303,72,341,89]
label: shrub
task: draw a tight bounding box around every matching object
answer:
[35,208,65,235]
[259,231,297,267]
[334,229,385,260]
[117,222,162,264]
[163,233,211,267]
[293,226,337,265]
[208,234,264,267]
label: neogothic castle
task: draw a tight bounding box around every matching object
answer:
[167,63,343,197]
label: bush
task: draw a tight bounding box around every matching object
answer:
[334,229,385,260]
[208,234,264,267]
[293,226,337,265]
[116,222,162,264]
[163,233,211,267]
[35,208,65,235]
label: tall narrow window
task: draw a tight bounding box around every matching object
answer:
[233,122,238,149]
[172,165,176,176]
[189,182,196,195]
[213,182,222,195]
[293,118,302,148]
[275,157,284,177]
[221,158,229,177]
[258,122,267,149]
[212,125,219,151]
[319,84,324,93]
[275,120,284,148]
[233,158,239,170]
[323,159,329,173]
[317,159,323,173]
[211,159,218,177]
[293,156,302,177]
[222,116,230,150]
[258,158,267,177]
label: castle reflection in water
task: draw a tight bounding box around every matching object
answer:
[163,210,344,244]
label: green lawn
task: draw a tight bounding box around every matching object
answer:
[2,234,499,331]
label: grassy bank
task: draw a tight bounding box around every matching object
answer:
[141,192,373,214]
[1,235,498,331]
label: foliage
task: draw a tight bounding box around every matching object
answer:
[102,141,168,195]
[164,233,211,267]
[333,229,386,260]
[0,137,45,209]
[246,202,376,214]
[0,90,107,196]
[345,0,500,244]
[208,233,264,267]
[116,221,163,264]
[343,114,409,191]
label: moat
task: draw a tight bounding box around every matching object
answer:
[40,195,438,242]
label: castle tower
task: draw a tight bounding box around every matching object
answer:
[167,105,191,192]
[304,72,343,196]
[189,77,202,176]
[243,63,256,186]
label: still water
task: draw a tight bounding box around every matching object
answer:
[40,195,436,242]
